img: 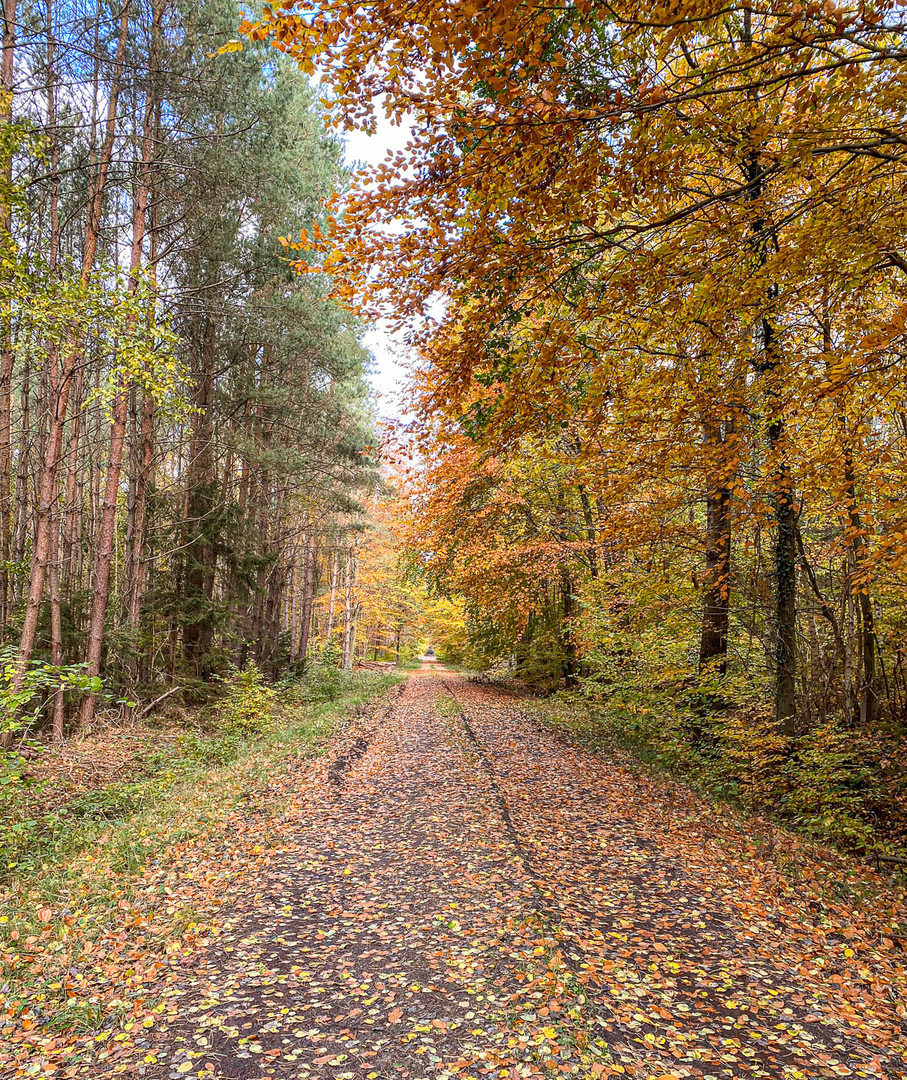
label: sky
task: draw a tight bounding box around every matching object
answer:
[341,116,415,419]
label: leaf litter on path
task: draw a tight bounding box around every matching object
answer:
[3,667,905,1079]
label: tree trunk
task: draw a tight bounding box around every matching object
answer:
[49,511,65,743]
[559,566,578,687]
[126,129,161,637]
[768,399,798,734]
[125,390,154,625]
[182,315,217,675]
[289,551,300,661]
[820,310,878,726]
[698,421,732,675]
[341,549,357,670]
[45,0,64,735]
[327,549,338,643]
[78,385,129,725]
[80,26,156,726]
[0,0,17,632]
[741,65,797,734]
[842,446,877,725]
[298,532,316,662]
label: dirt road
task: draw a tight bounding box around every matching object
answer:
[111,665,906,1077]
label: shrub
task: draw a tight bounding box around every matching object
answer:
[215,662,277,736]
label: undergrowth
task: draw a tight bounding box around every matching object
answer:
[0,665,399,927]
[534,685,907,876]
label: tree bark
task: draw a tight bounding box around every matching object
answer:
[741,54,797,733]
[559,566,578,687]
[766,342,798,735]
[821,311,878,725]
[298,531,316,662]
[0,0,17,631]
[698,421,732,675]
[80,18,156,725]
[327,549,338,644]
[842,446,877,725]
[125,19,163,642]
[341,548,358,670]
[49,508,65,742]
[182,314,217,676]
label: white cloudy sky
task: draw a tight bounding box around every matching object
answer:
[341,117,415,419]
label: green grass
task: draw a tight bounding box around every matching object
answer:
[0,667,401,1012]
[433,694,461,719]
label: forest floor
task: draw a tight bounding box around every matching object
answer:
[3,661,906,1080]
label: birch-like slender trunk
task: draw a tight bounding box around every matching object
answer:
[301,532,316,660]
[0,0,16,632]
[327,549,338,643]
[341,549,354,670]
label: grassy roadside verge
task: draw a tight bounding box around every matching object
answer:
[0,667,401,1055]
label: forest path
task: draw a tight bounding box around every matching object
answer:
[133,663,904,1080]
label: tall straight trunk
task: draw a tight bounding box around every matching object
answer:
[61,386,85,586]
[289,553,299,660]
[14,1,130,694]
[78,381,129,725]
[764,324,798,734]
[62,3,98,587]
[349,603,359,664]
[12,347,28,568]
[49,509,64,742]
[80,22,157,724]
[821,315,877,724]
[46,0,66,737]
[263,562,284,674]
[182,315,217,675]
[842,446,877,724]
[298,531,316,662]
[125,282,158,630]
[341,549,356,670]
[0,0,16,632]
[125,10,162,639]
[122,386,139,614]
[698,420,733,675]
[559,566,578,687]
[327,549,338,643]
[739,30,797,733]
